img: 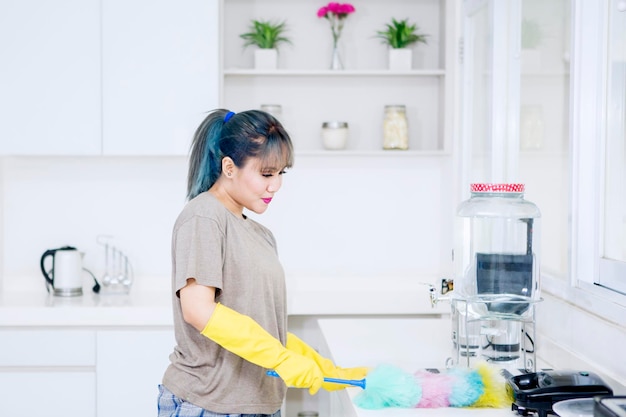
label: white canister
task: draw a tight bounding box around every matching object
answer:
[321,121,349,150]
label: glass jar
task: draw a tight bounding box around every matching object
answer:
[383,105,409,150]
[321,121,349,150]
[450,184,541,370]
[453,184,542,312]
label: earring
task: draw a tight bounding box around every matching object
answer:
[227,172,232,177]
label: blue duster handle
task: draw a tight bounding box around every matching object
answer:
[266,370,366,389]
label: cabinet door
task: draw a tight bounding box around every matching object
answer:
[0,372,96,416]
[0,329,96,366]
[0,0,102,155]
[0,329,96,416]
[101,0,219,156]
[97,329,175,417]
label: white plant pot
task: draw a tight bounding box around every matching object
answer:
[389,49,412,71]
[254,49,278,70]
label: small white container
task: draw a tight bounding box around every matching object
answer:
[389,49,412,71]
[254,49,278,70]
[321,121,349,150]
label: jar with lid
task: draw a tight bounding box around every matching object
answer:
[383,105,409,150]
[453,183,542,312]
[321,121,349,150]
[450,183,541,371]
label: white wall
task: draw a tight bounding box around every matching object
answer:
[0,156,187,293]
[537,292,626,392]
[0,154,455,294]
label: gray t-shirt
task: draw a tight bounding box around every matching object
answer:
[162,192,287,414]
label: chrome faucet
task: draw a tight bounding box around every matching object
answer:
[425,278,454,307]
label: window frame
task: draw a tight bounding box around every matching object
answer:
[542,0,626,323]
[458,0,626,322]
[598,0,626,295]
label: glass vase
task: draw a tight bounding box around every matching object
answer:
[330,39,343,70]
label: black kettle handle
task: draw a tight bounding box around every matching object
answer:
[40,249,57,288]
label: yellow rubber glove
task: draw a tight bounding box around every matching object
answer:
[200,303,324,395]
[286,332,370,391]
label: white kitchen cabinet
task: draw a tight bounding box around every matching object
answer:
[0,326,174,417]
[0,329,96,366]
[101,0,219,155]
[0,329,97,416]
[0,372,96,416]
[0,0,102,155]
[221,0,458,154]
[0,0,219,156]
[96,329,175,417]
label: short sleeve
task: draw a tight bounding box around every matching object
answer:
[173,215,225,294]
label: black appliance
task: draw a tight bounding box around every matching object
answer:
[507,370,613,417]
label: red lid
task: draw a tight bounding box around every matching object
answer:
[471,183,525,193]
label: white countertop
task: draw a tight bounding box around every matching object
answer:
[0,275,449,327]
[0,290,173,327]
[317,318,519,417]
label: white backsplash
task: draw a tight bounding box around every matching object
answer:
[0,156,188,293]
[0,154,455,294]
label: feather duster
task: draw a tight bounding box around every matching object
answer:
[353,362,512,410]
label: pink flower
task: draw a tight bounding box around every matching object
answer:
[317,2,355,48]
[317,2,355,19]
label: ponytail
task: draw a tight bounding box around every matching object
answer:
[187,109,230,200]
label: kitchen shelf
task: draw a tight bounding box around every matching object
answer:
[221,0,457,153]
[522,71,571,77]
[224,69,446,77]
[296,150,451,157]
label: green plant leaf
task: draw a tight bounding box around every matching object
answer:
[375,18,428,49]
[240,19,292,50]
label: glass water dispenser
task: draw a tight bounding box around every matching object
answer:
[450,183,542,372]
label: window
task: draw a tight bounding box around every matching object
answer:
[461,0,626,314]
[571,0,626,304]
[598,0,626,294]
[460,0,572,283]
[518,0,571,282]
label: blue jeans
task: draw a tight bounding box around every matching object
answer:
[158,385,281,417]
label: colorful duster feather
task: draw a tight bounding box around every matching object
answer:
[353,362,512,410]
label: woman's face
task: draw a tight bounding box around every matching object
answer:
[228,156,286,215]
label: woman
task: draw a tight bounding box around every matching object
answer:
[158,109,368,417]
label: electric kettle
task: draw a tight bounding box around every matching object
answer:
[40,246,85,296]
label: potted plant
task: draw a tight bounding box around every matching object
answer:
[521,19,543,72]
[240,19,291,70]
[375,18,428,71]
